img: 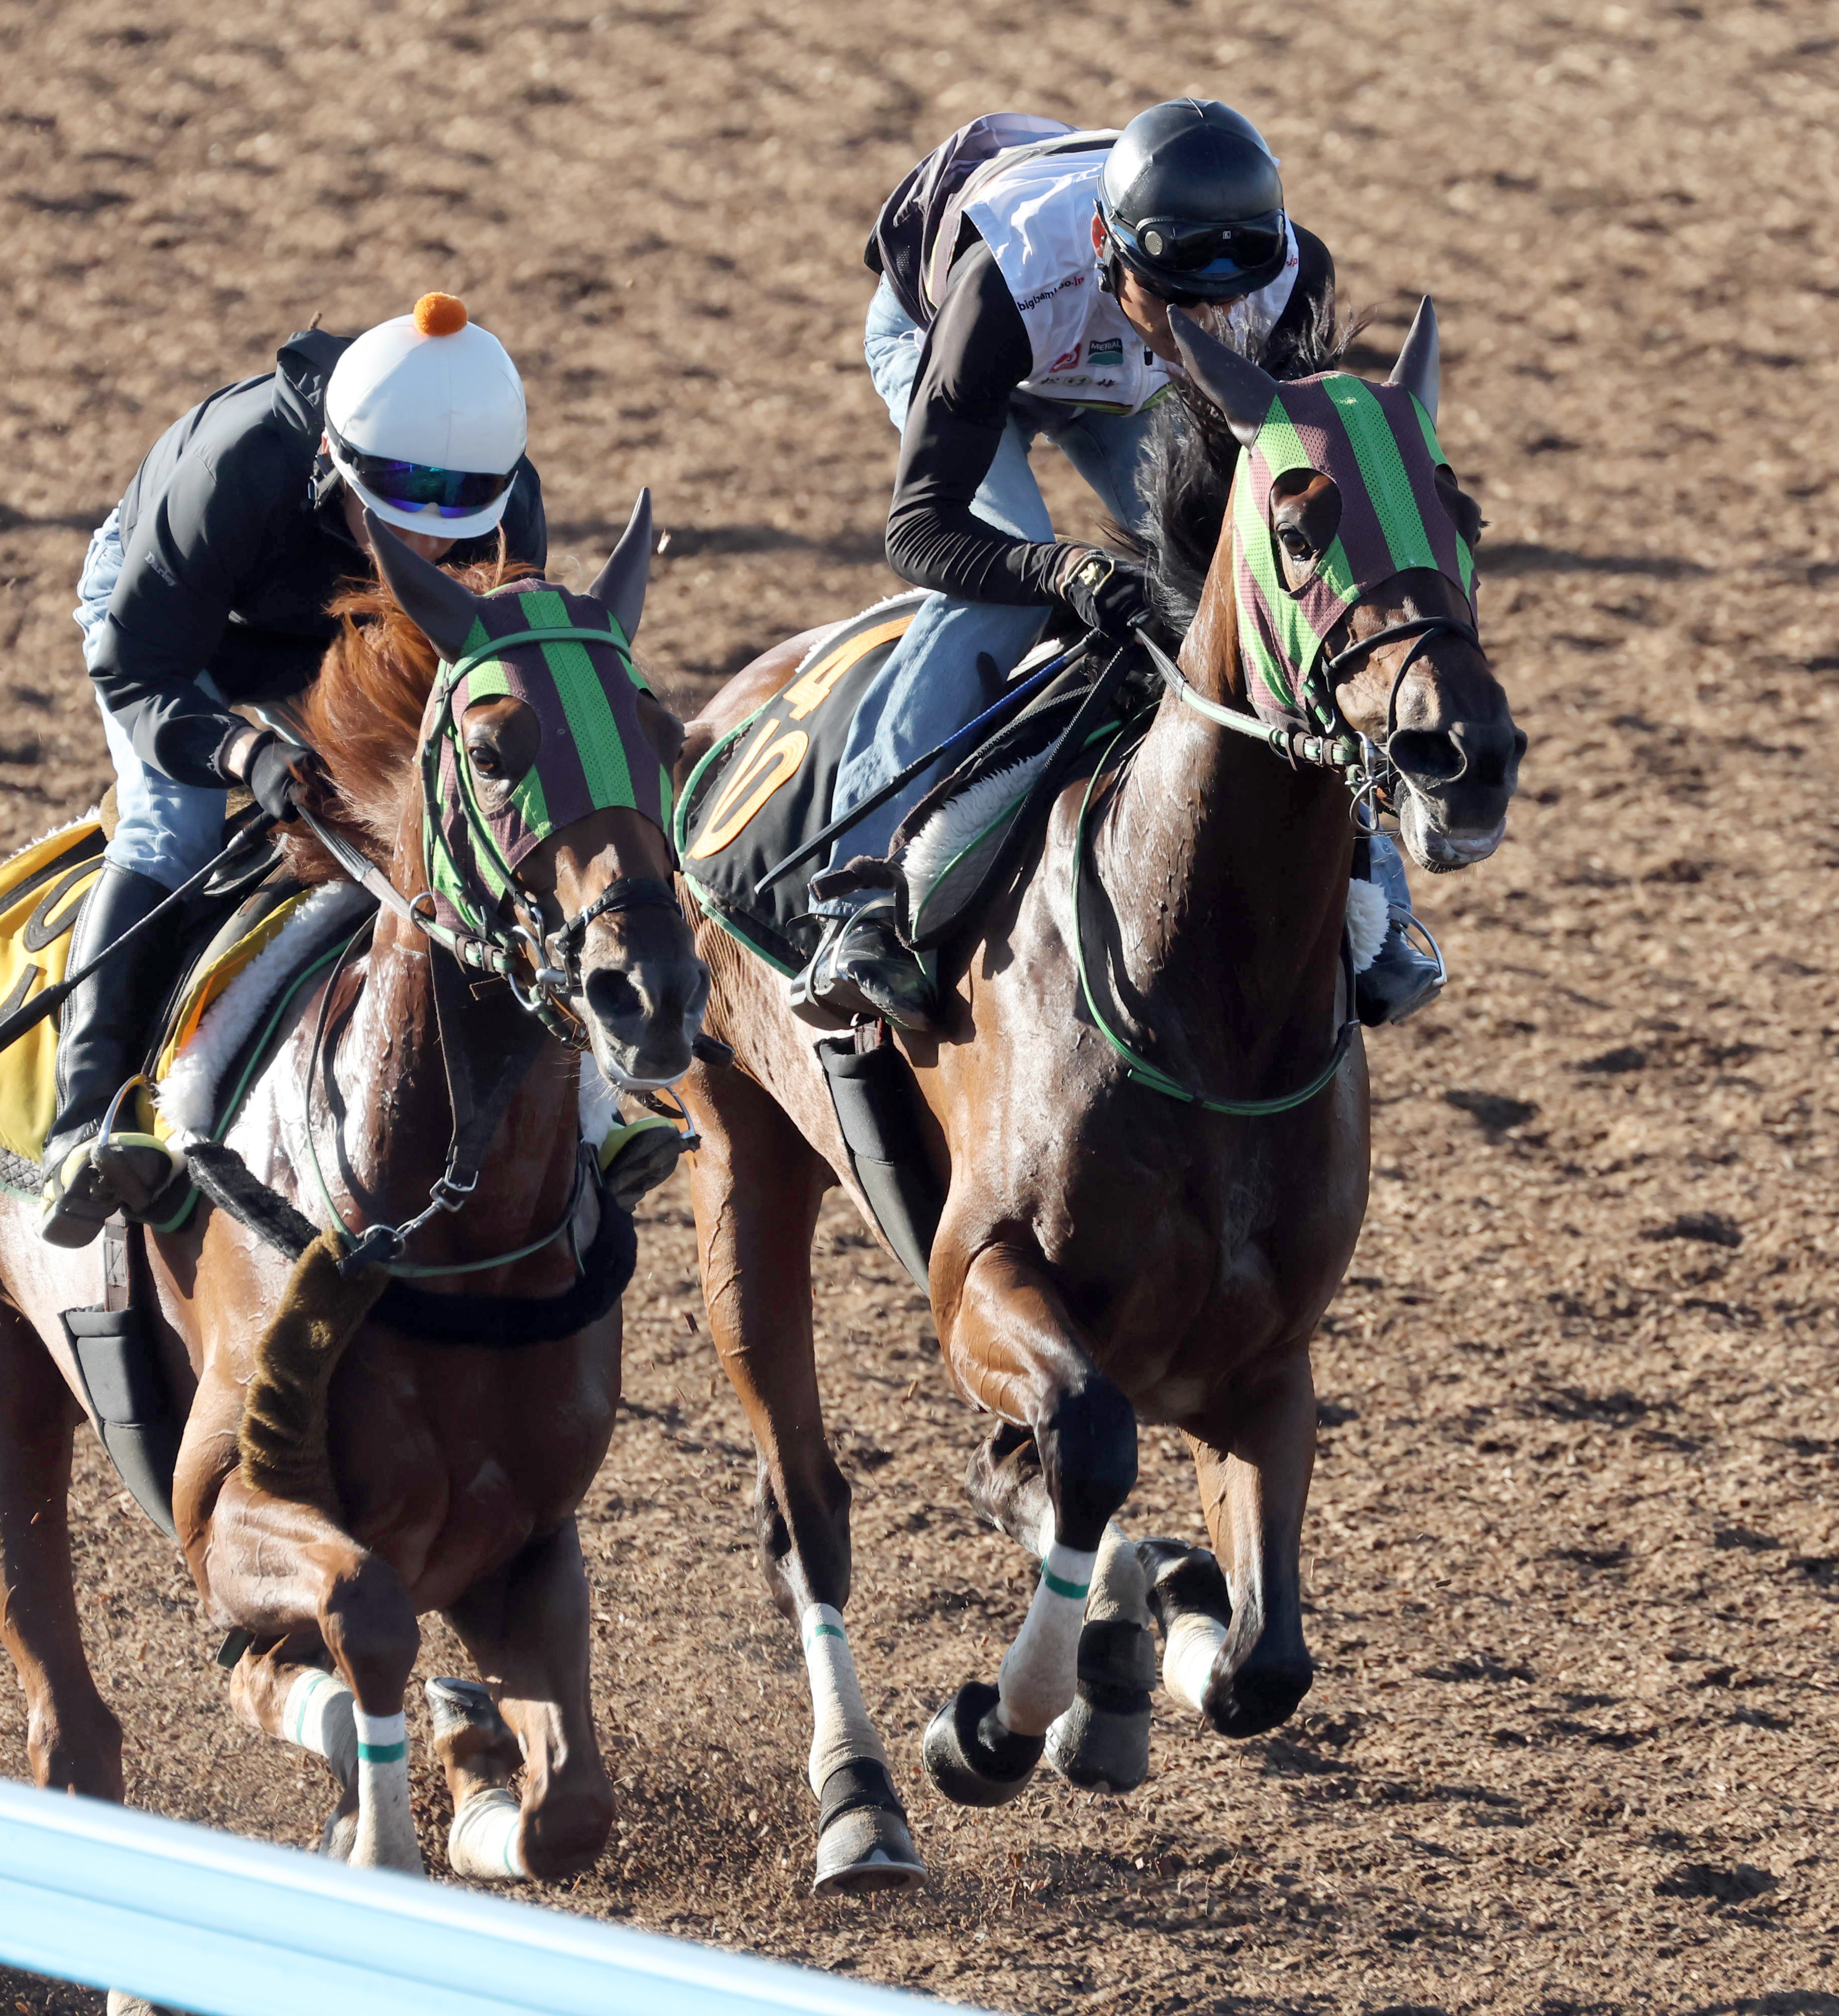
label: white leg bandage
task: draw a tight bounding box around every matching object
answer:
[1164,1608,1230,1717]
[996,1541,1097,1738]
[282,1667,357,1788]
[801,1604,890,1798]
[1086,1522,1150,1628]
[448,1785,528,1881]
[350,1707,421,1872]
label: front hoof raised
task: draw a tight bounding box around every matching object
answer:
[813,1760,926,1898]
[1202,1656,1313,1738]
[1046,1618,1154,1794]
[922,1682,1043,1807]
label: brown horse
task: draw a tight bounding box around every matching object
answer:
[675,302,1524,1895]
[0,507,706,1898]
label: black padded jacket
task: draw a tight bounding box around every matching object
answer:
[89,328,546,789]
[883,228,1334,605]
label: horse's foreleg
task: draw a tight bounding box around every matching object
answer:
[194,1469,421,1870]
[439,1518,612,1884]
[963,1426,1154,1794]
[227,1636,362,1855]
[924,1245,1137,1806]
[0,1305,123,1798]
[687,1067,921,1897]
[1175,1346,1316,1736]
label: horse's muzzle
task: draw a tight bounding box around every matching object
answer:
[584,955,710,1087]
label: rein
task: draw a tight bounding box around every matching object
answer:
[283,612,680,1279]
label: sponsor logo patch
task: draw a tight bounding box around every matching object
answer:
[1016,272,1086,312]
[1086,337,1123,362]
[1049,345,1081,372]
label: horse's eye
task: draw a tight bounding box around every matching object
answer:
[1278,526,1313,559]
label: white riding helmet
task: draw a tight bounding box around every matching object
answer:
[324,294,526,541]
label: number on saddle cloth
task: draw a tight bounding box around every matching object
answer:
[674,594,925,975]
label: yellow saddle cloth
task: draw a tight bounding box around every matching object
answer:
[0,820,320,1183]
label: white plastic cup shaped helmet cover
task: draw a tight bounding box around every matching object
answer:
[325,295,527,540]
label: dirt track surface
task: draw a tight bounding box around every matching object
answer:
[3,1,1838,2010]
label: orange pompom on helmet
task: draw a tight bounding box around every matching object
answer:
[323,294,526,540]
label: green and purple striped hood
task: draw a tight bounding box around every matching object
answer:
[420,584,671,936]
[1232,373,1477,723]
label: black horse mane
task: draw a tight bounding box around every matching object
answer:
[1119,297,1366,638]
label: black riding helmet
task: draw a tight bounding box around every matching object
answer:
[1098,98,1288,302]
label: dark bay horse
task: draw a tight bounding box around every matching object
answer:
[675,302,1524,1895]
[0,507,706,1892]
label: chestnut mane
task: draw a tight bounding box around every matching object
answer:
[283,551,534,879]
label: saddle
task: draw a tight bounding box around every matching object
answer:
[676,596,1133,970]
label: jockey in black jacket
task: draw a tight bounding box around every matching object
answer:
[802,99,1441,1034]
[44,293,545,1246]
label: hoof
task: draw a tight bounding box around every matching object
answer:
[425,1675,520,1773]
[1137,1536,1232,1628]
[319,1789,358,1861]
[922,1681,1043,1808]
[1046,1618,1154,1794]
[1203,1657,1313,1738]
[813,1761,925,1898]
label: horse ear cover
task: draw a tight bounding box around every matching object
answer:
[1386,296,1439,422]
[588,488,651,644]
[1168,309,1279,448]
[363,508,485,664]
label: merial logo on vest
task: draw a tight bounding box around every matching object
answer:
[1087,337,1122,362]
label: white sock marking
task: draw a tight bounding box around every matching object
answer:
[801,1604,890,1799]
[448,1785,528,1881]
[282,1667,357,1788]
[996,1540,1097,1738]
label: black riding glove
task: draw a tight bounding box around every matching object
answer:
[1054,549,1158,642]
[242,731,322,823]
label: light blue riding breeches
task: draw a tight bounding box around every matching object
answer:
[74,509,228,890]
[817,279,1161,907]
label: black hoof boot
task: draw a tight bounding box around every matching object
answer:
[922,1681,1043,1807]
[1046,1617,1155,1794]
[1202,1656,1314,1738]
[812,1759,926,1897]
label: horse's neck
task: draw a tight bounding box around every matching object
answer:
[328,872,580,1255]
[1092,588,1352,1053]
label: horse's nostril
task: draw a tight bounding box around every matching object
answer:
[585,967,645,1029]
[1388,728,1464,785]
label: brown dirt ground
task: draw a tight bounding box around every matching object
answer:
[3,1,1838,2011]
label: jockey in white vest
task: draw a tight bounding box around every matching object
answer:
[802,99,1441,1034]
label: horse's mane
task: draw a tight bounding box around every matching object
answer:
[283,550,535,880]
[1120,297,1365,638]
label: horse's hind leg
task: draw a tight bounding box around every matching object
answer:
[438,1519,612,1883]
[687,1066,922,1898]
[965,1426,1154,1794]
[922,1244,1137,1808]
[1171,1347,1317,1736]
[0,1303,123,1798]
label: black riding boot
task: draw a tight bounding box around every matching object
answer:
[1353,834,1446,1027]
[40,862,185,1248]
[799,896,939,1034]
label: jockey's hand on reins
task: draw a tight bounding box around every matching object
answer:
[242,731,328,823]
[1056,549,1158,642]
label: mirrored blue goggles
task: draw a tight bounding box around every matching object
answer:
[1110,211,1285,286]
[330,424,515,520]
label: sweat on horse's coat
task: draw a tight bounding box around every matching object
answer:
[800,1603,891,1796]
[154,884,363,1142]
[995,1540,1096,1738]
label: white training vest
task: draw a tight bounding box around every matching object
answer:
[957,132,1301,416]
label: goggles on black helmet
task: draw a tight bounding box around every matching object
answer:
[1101,204,1287,300]
[328,423,516,520]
